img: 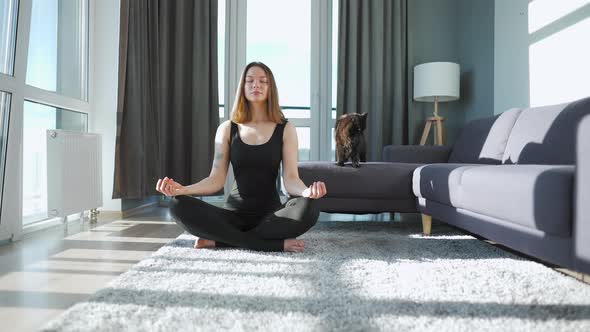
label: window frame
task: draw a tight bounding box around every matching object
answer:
[0,0,94,241]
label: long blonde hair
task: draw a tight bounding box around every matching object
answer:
[230,62,285,124]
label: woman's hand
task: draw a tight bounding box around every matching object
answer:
[302,181,327,199]
[156,177,186,197]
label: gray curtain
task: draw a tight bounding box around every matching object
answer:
[337,0,408,161]
[113,0,218,199]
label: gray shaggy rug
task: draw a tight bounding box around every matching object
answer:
[42,221,590,331]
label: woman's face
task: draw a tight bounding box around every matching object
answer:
[244,66,269,103]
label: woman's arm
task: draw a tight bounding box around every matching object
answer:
[156,120,231,196]
[281,122,327,198]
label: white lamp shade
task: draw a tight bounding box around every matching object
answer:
[413,62,460,102]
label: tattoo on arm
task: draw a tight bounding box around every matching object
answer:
[212,151,224,168]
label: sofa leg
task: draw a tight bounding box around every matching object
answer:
[421,214,432,235]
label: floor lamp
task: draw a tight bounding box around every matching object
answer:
[413,62,460,145]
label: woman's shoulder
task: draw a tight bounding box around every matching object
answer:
[217,120,234,138]
[218,119,233,130]
[281,120,296,139]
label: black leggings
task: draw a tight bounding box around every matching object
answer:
[169,195,320,252]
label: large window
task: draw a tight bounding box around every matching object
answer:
[26,0,89,101]
[220,0,336,162]
[22,101,87,225]
[0,0,18,75]
[19,0,90,227]
[0,0,91,236]
[528,0,590,107]
[247,0,312,160]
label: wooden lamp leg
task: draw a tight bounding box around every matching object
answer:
[435,119,444,146]
[420,120,432,145]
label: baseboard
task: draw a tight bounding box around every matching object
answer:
[122,202,160,218]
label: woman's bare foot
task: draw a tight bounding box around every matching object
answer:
[283,239,304,252]
[194,238,215,249]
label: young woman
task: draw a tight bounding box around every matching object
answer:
[155,62,327,252]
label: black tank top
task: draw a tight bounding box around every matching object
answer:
[224,121,287,214]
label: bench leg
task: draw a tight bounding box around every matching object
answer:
[421,214,432,235]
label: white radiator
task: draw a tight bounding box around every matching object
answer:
[47,130,103,218]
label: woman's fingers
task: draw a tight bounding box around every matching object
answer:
[156,177,173,196]
[157,178,168,194]
[165,178,175,193]
[305,181,327,199]
[319,182,326,197]
[311,181,326,199]
[162,177,170,194]
[167,180,176,195]
[307,184,315,198]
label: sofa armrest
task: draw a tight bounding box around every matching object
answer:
[575,114,590,267]
[382,145,452,163]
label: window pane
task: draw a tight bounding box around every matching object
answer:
[330,127,335,161]
[22,101,87,225]
[282,108,310,119]
[247,0,311,107]
[296,126,310,161]
[26,0,89,101]
[529,16,590,107]
[0,91,10,217]
[0,0,18,75]
[529,0,588,33]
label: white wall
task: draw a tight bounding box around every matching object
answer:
[91,0,121,212]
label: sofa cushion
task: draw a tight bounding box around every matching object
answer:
[458,165,574,236]
[502,96,590,165]
[298,161,422,200]
[415,164,574,236]
[412,164,482,206]
[448,108,522,164]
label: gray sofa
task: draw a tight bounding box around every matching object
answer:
[404,96,590,274]
[299,96,590,274]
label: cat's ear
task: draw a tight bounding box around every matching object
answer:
[361,112,368,128]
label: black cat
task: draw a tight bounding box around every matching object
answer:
[335,112,367,168]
